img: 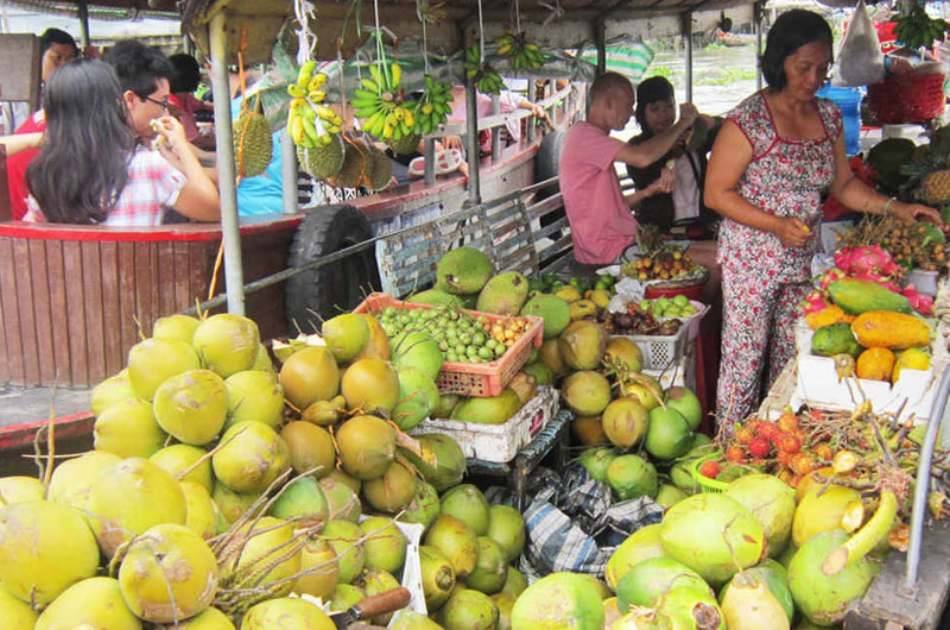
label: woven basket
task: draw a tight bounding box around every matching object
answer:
[867,72,946,124]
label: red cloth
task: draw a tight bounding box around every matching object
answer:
[6,110,45,221]
[168,93,206,142]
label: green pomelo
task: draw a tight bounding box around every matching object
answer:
[180,480,217,539]
[336,414,396,480]
[229,517,300,596]
[268,476,329,526]
[602,397,650,449]
[400,433,466,491]
[192,313,260,378]
[150,444,213,492]
[562,371,612,417]
[719,560,794,624]
[655,484,687,508]
[436,247,494,295]
[153,314,201,344]
[486,504,525,563]
[153,369,229,446]
[466,537,508,594]
[127,338,200,401]
[616,556,710,610]
[425,514,479,578]
[364,459,419,513]
[511,572,605,630]
[48,451,121,512]
[393,331,444,382]
[521,360,555,386]
[118,523,218,622]
[89,458,187,558]
[330,584,365,612]
[0,584,37,629]
[440,588,499,630]
[251,344,274,372]
[342,358,401,415]
[319,474,362,522]
[173,607,235,629]
[225,370,285,430]
[355,568,403,625]
[393,368,440,431]
[434,393,460,418]
[212,422,290,494]
[521,294,571,339]
[607,454,658,500]
[91,371,135,416]
[355,314,391,361]
[212,482,257,526]
[398,480,441,530]
[243,598,334,630]
[665,387,703,431]
[392,610,444,630]
[477,271,530,315]
[361,516,408,574]
[322,519,366,584]
[645,407,694,460]
[295,536,339,599]
[655,584,725,630]
[279,346,340,409]
[407,289,464,307]
[605,523,666,591]
[558,320,607,370]
[323,313,370,362]
[280,421,336,477]
[451,389,522,424]
[660,493,766,585]
[579,447,618,483]
[502,566,528,597]
[36,577,139,630]
[726,474,796,558]
[0,501,100,608]
[604,337,644,373]
[539,338,568,376]
[792,484,863,548]
[0,476,44,507]
[420,544,457,611]
[440,484,490,535]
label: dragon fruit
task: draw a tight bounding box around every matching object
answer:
[901,285,934,316]
[834,246,902,279]
[818,268,848,291]
[803,291,830,315]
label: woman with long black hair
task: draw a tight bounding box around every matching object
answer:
[24,59,219,226]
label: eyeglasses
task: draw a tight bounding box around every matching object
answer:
[141,94,169,111]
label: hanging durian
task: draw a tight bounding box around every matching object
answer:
[233,98,273,178]
[297,134,345,180]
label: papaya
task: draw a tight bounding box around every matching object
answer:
[856,348,895,382]
[811,323,861,358]
[851,311,931,351]
[827,280,911,315]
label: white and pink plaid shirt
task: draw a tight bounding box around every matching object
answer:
[24,146,187,226]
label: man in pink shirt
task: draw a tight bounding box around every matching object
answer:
[559,72,698,264]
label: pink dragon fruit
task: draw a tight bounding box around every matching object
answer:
[818,267,848,291]
[848,269,901,293]
[901,285,934,316]
[834,245,902,279]
[802,290,830,315]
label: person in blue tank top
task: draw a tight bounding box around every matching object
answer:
[230,93,285,217]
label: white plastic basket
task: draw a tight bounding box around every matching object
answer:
[412,386,559,463]
[618,322,691,371]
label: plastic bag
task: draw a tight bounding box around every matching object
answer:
[833,0,885,87]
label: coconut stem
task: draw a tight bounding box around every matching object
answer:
[822,489,898,576]
[176,426,247,482]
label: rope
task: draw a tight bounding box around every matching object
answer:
[373,0,390,87]
[293,0,318,66]
[417,0,430,75]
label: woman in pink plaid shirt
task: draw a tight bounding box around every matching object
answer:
[23,59,219,226]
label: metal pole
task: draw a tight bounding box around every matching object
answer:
[208,12,245,315]
[281,129,298,215]
[595,20,607,76]
[755,1,764,91]
[904,369,950,590]
[683,12,693,104]
[77,0,91,50]
[491,93,501,162]
[465,78,481,205]
[423,138,436,186]
[526,82,537,143]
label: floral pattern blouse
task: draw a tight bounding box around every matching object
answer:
[717,91,842,283]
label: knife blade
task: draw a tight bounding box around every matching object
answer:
[330,586,412,629]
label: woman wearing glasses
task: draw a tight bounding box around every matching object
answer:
[22,59,219,225]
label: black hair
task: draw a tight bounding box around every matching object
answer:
[39,28,78,57]
[104,40,175,98]
[760,9,834,91]
[635,76,675,132]
[27,59,136,224]
[590,71,633,103]
[169,53,201,93]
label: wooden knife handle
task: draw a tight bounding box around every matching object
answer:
[355,587,412,619]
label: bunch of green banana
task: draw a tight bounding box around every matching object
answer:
[287,63,344,149]
[496,32,544,70]
[412,74,453,135]
[352,62,419,141]
[464,45,505,95]
[895,5,949,50]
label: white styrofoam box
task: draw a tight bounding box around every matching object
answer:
[412,386,559,463]
[907,268,939,297]
[795,318,814,356]
[643,349,695,391]
[792,354,943,421]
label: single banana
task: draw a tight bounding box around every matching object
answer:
[391,63,402,87]
[296,60,316,89]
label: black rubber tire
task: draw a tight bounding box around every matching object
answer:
[534,129,566,199]
[286,204,381,327]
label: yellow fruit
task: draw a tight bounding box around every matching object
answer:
[893,347,931,382]
[569,299,598,321]
[856,347,895,382]
[554,286,582,303]
[851,311,931,350]
[587,289,611,309]
[805,305,853,330]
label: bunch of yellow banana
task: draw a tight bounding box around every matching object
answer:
[352,62,419,142]
[464,45,505,95]
[412,74,453,135]
[496,32,544,71]
[287,62,343,149]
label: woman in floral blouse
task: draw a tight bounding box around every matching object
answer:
[704,9,940,424]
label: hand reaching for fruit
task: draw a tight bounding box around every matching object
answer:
[772,216,811,249]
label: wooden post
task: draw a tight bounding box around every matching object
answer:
[683,12,693,104]
[465,79,481,206]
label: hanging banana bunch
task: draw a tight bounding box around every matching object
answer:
[352,62,418,142]
[287,61,344,149]
[412,74,453,135]
[464,45,505,95]
[496,31,544,71]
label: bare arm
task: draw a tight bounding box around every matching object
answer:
[154,116,220,222]
[0,132,43,157]
[625,167,673,208]
[614,104,698,168]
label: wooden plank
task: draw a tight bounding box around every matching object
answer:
[148,242,161,331]
[27,240,56,385]
[117,242,138,358]
[45,240,70,386]
[173,241,192,311]
[81,242,107,384]
[62,241,89,387]
[0,238,25,384]
[99,241,122,376]
[189,241,212,314]
[134,242,154,337]
[157,241,177,316]
[12,239,40,385]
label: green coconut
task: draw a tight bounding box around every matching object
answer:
[655,584,725,629]
[227,517,300,597]
[440,588,499,630]
[355,568,403,625]
[243,598,334,630]
[153,314,201,344]
[562,371,612,417]
[127,338,201,401]
[118,523,218,623]
[295,536,339,599]
[466,537,508,595]
[323,313,370,363]
[579,447,618,483]
[393,330,444,382]
[212,482,257,526]
[224,369,285,430]
[181,480,218,539]
[392,610,444,630]
[319,474,362,523]
[425,514,479,578]
[363,459,419,513]
[35,577,140,630]
[602,397,650,449]
[720,570,791,630]
[341,357,401,415]
[725,474,796,558]
[90,370,136,416]
[48,451,121,513]
[150,444,213,492]
[152,369,229,446]
[400,433,466,491]
[511,572,605,630]
[398,480,441,530]
[280,421,336,477]
[440,483,490,535]
[252,343,274,372]
[521,294,571,339]
[501,566,528,597]
[0,501,100,608]
[88,457,187,558]
[192,313,261,378]
[420,544,457,611]
[486,504,525,563]
[0,476,44,507]
[336,414,396,480]
[656,484,688,508]
[330,584,365,612]
[605,524,666,591]
[393,367,440,431]
[606,454,658,500]
[616,556,711,610]
[279,346,341,409]
[719,559,794,624]
[361,516,408,574]
[173,607,235,629]
[645,407,694,460]
[0,584,37,629]
[268,476,329,527]
[321,519,365,584]
[211,421,291,494]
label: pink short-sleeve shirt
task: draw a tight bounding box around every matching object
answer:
[559,122,638,264]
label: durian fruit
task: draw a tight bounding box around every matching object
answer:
[234,102,273,178]
[388,133,422,156]
[919,169,950,205]
[298,134,345,180]
[367,146,393,192]
[332,139,370,189]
